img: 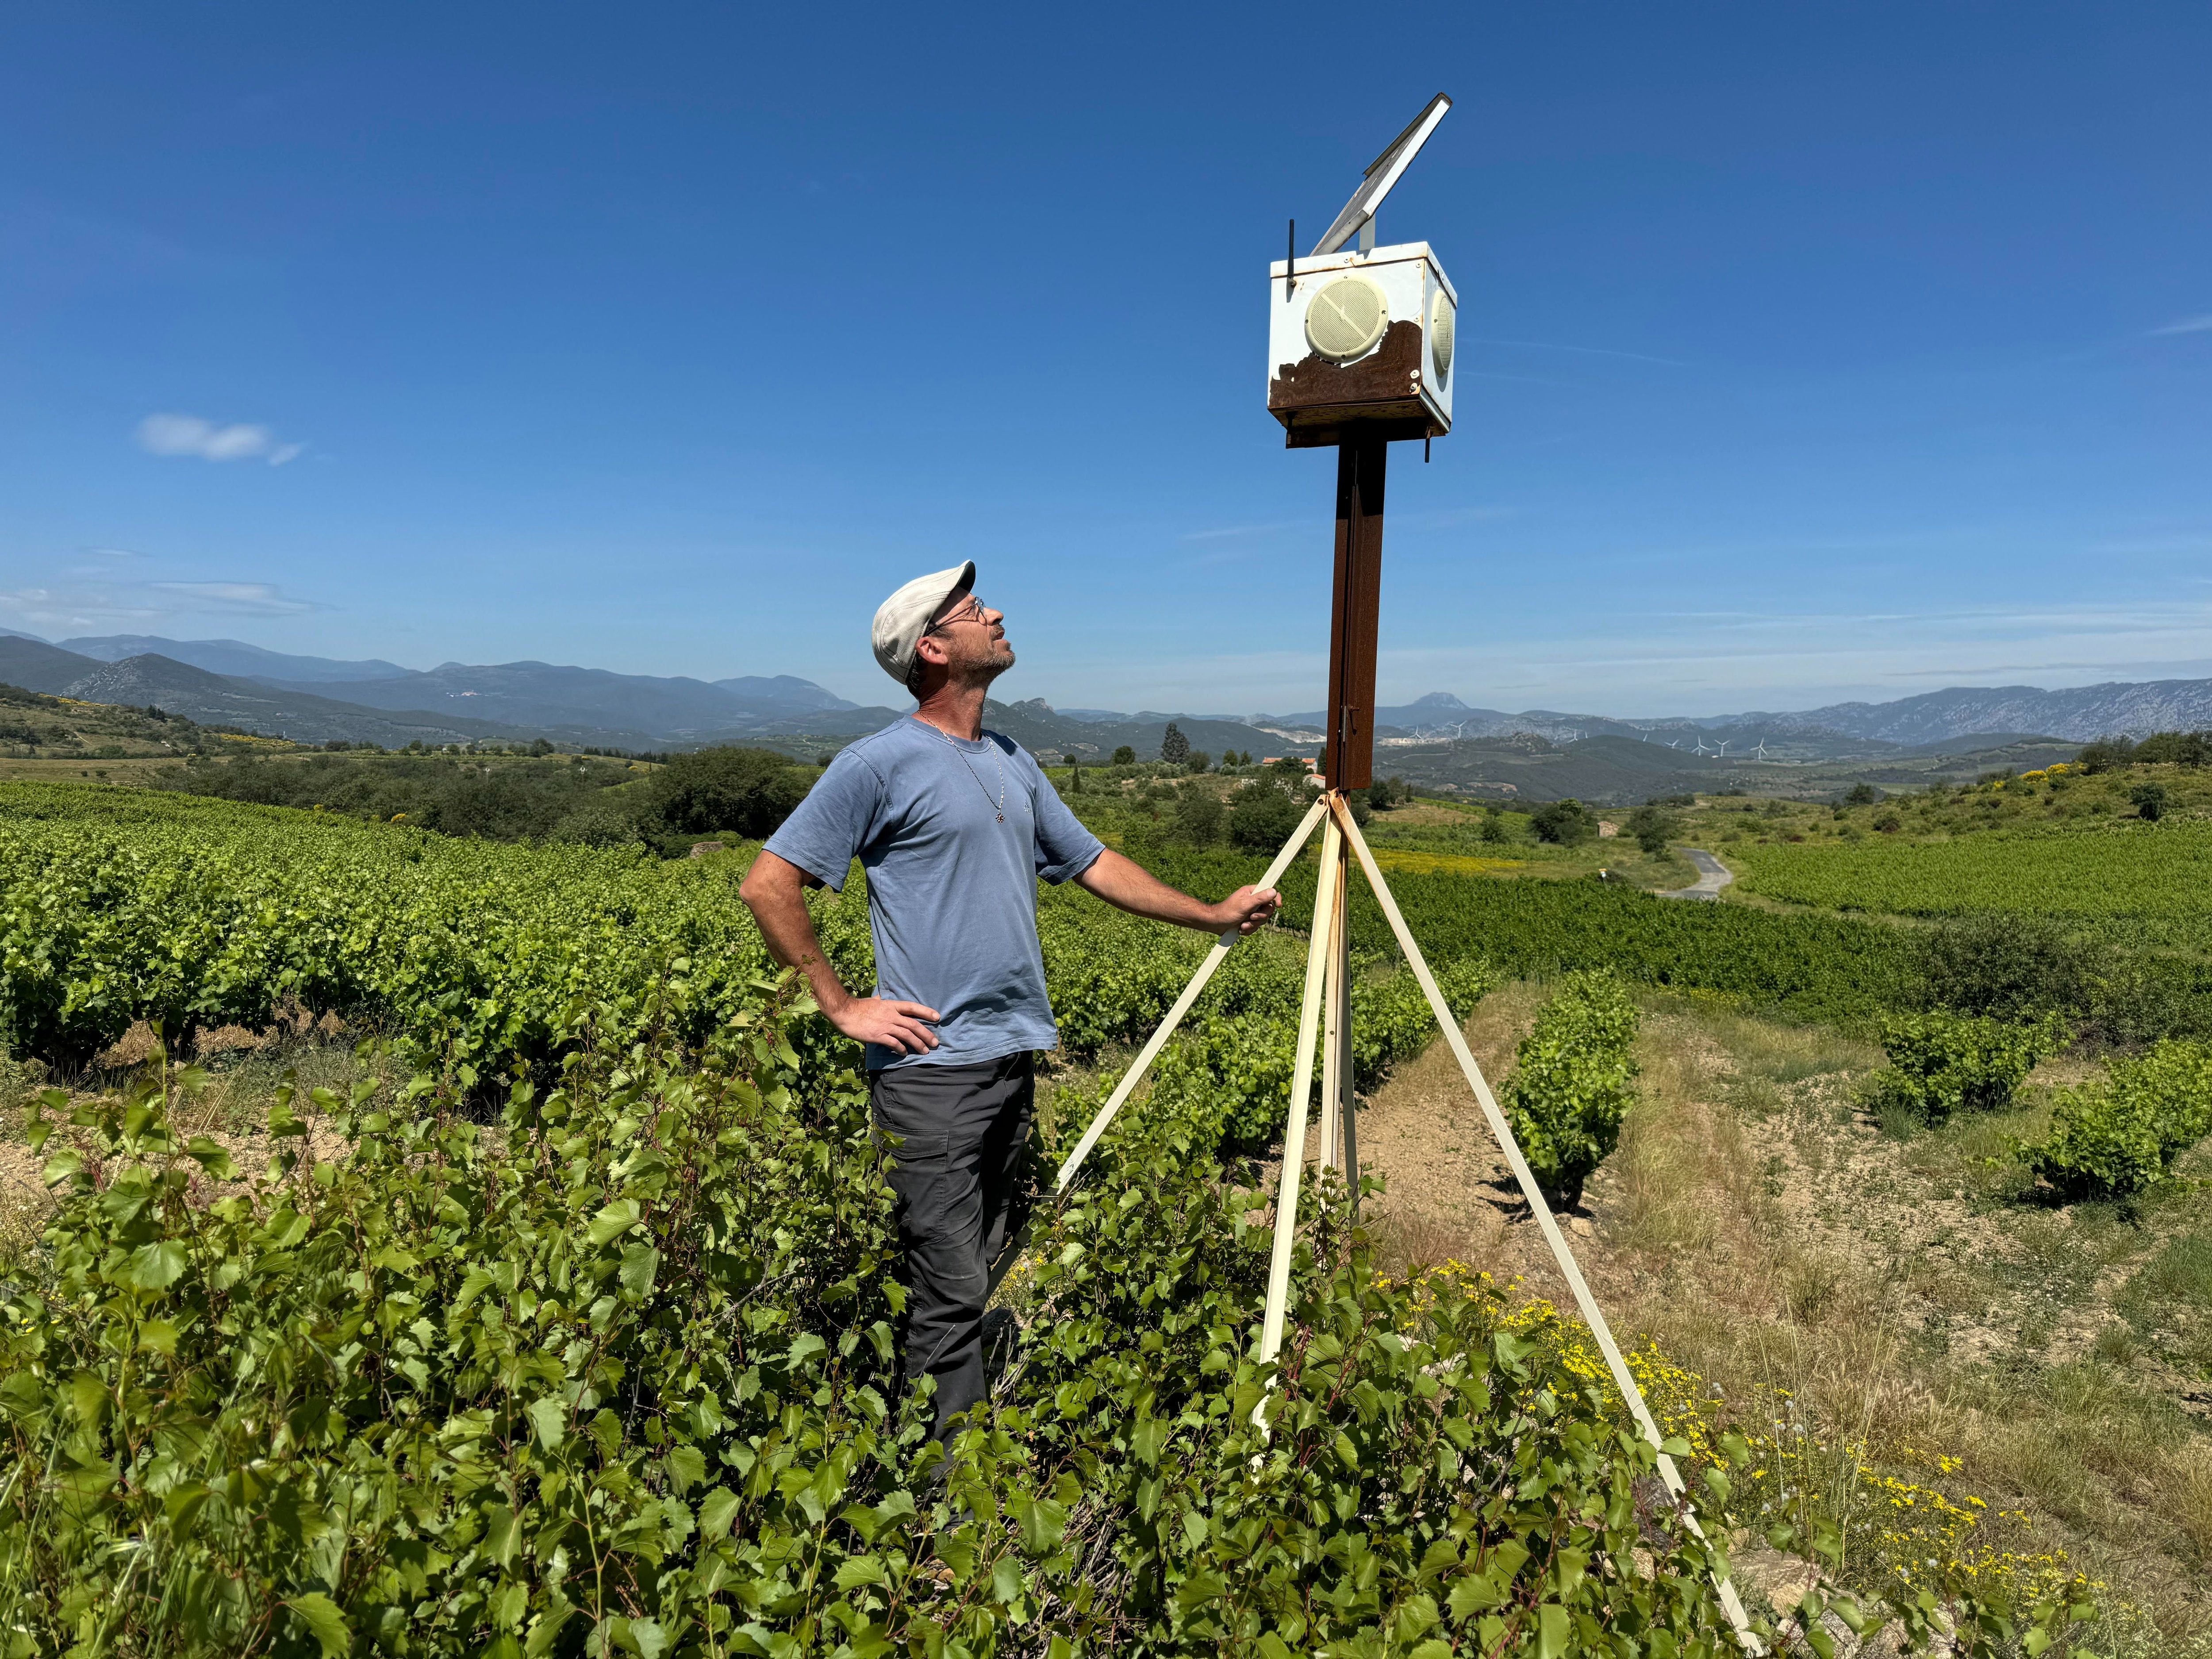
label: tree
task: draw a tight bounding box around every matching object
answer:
[1479,809,1511,845]
[649,746,812,838]
[529,737,554,756]
[1186,750,1210,775]
[1624,802,1678,855]
[1845,782,1879,806]
[2076,736,2135,773]
[2135,730,2212,767]
[1160,722,1190,767]
[1528,798,1598,845]
[1227,780,1301,851]
[2131,782,2168,821]
[1171,788,1224,845]
[1110,745,1136,766]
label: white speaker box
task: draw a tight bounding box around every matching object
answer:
[1267,241,1455,447]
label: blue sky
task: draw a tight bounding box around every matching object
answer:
[3,4,2207,717]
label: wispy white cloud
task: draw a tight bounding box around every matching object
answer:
[2148,313,2212,337]
[136,413,306,465]
[148,581,315,616]
[0,586,163,631]
[1463,337,1690,368]
[0,576,319,633]
[1180,521,1305,542]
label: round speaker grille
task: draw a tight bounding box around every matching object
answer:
[1305,276,1389,361]
[1429,290,1455,386]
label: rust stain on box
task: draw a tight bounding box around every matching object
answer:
[1270,319,1425,411]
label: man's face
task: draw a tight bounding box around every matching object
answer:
[924,592,1014,680]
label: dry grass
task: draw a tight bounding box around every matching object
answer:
[0,1029,396,1274]
[1606,998,2212,1654]
[1351,984,2212,1654]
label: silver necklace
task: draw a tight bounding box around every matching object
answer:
[925,721,1006,822]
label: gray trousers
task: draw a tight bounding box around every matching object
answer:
[869,1052,1034,1445]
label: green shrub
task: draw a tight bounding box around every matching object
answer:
[1867,1011,2066,1123]
[648,745,814,838]
[1499,970,1640,1207]
[1127,954,1491,1156]
[1169,787,1223,846]
[1918,913,2092,1025]
[1624,803,1677,856]
[1224,780,1301,852]
[1528,798,1596,846]
[0,985,1787,1659]
[2025,1039,2212,1198]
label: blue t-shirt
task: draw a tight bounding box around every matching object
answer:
[762,716,1106,1070]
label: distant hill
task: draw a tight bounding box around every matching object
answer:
[58,634,413,684]
[981,700,1297,764]
[1728,680,2212,744]
[1279,679,2212,749]
[713,675,856,714]
[0,642,568,748]
[0,636,116,695]
[9,625,2208,754]
[256,661,865,738]
[1372,732,1729,805]
[261,660,822,739]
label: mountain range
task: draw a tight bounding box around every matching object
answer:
[2,630,2207,763]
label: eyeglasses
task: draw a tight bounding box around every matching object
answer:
[928,594,990,632]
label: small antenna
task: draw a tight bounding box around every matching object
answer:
[1286,219,1295,301]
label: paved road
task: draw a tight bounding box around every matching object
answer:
[1656,848,1734,902]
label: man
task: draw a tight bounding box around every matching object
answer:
[739,561,1280,1451]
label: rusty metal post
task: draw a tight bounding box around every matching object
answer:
[1326,436,1387,792]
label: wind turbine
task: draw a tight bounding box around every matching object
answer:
[1752,737,1770,760]
[1693,737,1710,756]
[1716,739,1731,758]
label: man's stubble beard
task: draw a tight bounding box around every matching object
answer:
[951,633,1016,689]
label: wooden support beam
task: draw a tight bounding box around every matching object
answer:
[1325,437,1387,791]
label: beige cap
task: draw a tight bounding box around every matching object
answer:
[871,561,975,688]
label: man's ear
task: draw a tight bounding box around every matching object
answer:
[913,633,950,670]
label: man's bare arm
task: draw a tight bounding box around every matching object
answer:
[1072,847,1281,936]
[737,849,941,1054]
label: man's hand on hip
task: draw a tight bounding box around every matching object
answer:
[826,994,942,1055]
[1210,884,1283,936]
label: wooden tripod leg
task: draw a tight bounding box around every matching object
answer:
[1336,858,1357,1213]
[1257,810,1344,1370]
[1316,834,1354,1190]
[1317,857,1343,1175]
[1329,796,1763,1651]
[1051,796,1328,1197]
